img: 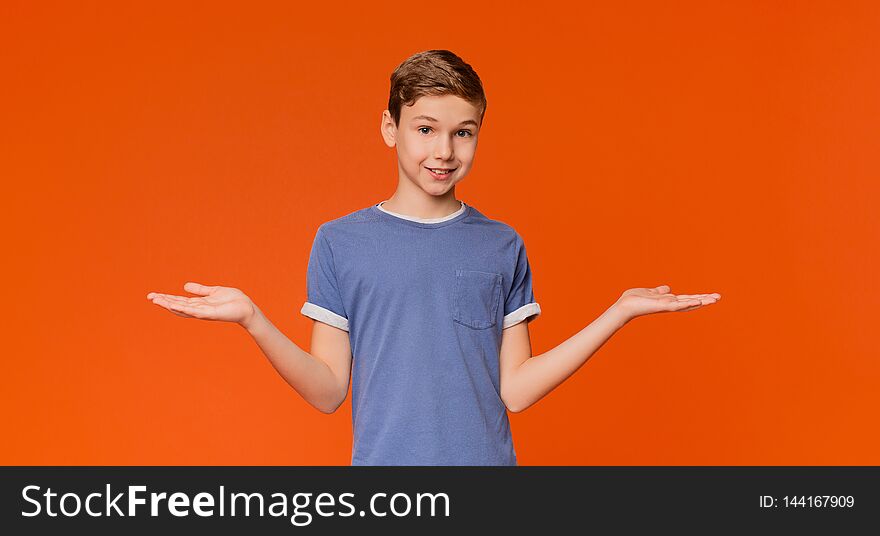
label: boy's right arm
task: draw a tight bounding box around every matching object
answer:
[242,305,352,414]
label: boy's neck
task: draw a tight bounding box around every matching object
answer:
[381,189,462,220]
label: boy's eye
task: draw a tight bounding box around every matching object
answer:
[418,127,474,137]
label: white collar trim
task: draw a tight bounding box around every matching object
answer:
[376,200,466,223]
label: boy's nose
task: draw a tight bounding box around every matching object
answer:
[434,141,453,159]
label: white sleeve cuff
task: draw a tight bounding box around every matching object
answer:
[502,302,541,329]
[301,302,350,332]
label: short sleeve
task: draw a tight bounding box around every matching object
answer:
[300,225,350,332]
[502,232,542,329]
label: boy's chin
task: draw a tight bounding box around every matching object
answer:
[420,181,457,196]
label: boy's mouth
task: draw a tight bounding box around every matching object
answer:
[426,167,456,178]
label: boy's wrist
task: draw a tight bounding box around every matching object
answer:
[240,303,265,334]
[605,301,634,328]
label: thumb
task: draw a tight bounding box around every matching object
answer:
[184,282,217,296]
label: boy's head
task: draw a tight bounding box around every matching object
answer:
[380,50,486,199]
[386,50,487,128]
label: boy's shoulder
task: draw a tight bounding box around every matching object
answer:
[464,205,522,240]
[312,206,379,239]
[319,206,378,228]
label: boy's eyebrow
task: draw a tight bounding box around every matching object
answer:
[411,115,479,127]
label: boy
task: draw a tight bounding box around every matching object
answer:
[147,50,721,466]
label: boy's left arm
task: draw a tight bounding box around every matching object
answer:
[499,285,721,413]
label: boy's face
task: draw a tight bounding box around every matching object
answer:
[381,94,481,197]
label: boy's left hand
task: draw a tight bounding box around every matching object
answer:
[614,285,721,321]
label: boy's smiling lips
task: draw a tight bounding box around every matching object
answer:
[426,166,457,180]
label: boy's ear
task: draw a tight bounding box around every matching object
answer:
[380,110,397,148]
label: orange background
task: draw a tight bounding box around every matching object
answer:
[1,1,877,465]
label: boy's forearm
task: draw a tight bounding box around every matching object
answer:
[506,303,630,413]
[241,306,344,414]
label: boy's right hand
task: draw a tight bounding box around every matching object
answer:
[147,282,256,327]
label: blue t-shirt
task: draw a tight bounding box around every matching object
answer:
[300,200,541,465]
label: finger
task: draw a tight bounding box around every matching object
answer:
[151,297,196,318]
[158,294,205,306]
[674,294,720,302]
[673,300,703,311]
[147,292,193,301]
[152,293,206,307]
[184,282,218,296]
[654,285,670,293]
[150,293,186,301]
[675,298,711,310]
[167,308,195,318]
[160,297,205,318]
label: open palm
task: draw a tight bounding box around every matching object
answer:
[615,285,721,320]
[147,282,255,324]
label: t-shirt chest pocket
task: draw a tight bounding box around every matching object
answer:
[452,269,503,329]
